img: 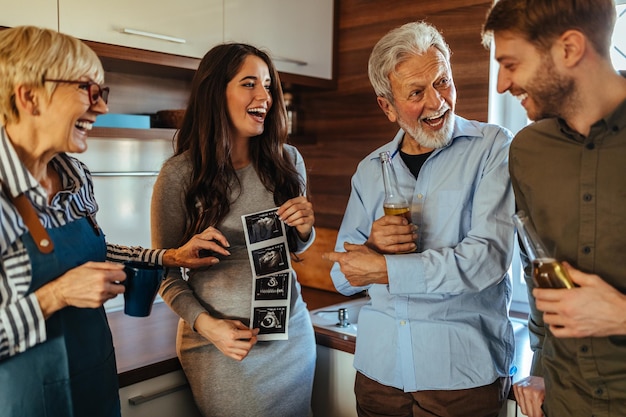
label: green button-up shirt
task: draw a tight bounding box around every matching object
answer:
[510,98,626,417]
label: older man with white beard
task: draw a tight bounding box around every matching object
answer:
[324,21,516,417]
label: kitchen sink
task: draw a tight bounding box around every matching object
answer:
[309,297,370,337]
[310,298,531,375]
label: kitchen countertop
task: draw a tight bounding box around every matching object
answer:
[108,301,180,387]
[108,286,363,387]
[109,287,530,403]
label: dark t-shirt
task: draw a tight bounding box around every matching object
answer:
[399,150,433,179]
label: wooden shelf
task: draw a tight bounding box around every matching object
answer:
[84,39,335,89]
[85,40,199,81]
[91,127,177,141]
[90,127,316,144]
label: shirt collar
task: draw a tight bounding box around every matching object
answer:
[369,115,482,161]
[601,96,626,134]
[556,98,626,141]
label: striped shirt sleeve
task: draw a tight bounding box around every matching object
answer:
[0,242,46,360]
[1,134,168,360]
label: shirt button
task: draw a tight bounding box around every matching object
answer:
[580,345,589,353]
[595,387,604,396]
[583,193,593,202]
[586,142,595,150]
[399,320,406,326]
[582,246,592,254]
[612,125,619,133]
[417,194,423,199]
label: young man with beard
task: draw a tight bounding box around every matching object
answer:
[323,21,516,417]
[482,1,626,416]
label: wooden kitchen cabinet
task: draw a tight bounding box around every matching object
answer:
[1,0,336,147]
[119,369,201,417]
[0,0,57,30]
[224,0,336,83]
[2,0,336,87]
[58,0,222,59]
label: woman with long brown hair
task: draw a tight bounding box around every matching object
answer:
[151,43,316,417]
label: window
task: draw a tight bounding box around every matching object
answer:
[487,34,530,315]
[612,3,626,70]
[487,1,626,315]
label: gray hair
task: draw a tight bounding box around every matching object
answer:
[368,21,451,101]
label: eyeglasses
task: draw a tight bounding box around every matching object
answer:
[43,79,110,105]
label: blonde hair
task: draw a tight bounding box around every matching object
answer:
[0,26,104,125]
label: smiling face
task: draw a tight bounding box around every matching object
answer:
[30,77,108,155]
[378,47,456,153]
[226,55,272,141]
[40,79,108,154]
[493,31,576,121]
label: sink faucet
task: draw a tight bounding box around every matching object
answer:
[337,308,350,327]
[314,307,352,327]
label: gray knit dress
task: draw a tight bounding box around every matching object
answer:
[151,145,316,417]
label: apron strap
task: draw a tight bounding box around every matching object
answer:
[1,181,55,254]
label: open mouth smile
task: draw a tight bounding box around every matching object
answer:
[515,92,529,106]
[75,120,94,131]
[247,107,267,122]
[421,110,448,128]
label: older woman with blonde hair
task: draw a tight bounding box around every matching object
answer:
[0,26,227,417]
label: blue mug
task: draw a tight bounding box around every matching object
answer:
[123,263,164,317]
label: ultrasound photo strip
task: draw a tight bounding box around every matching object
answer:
[242,207,293,341]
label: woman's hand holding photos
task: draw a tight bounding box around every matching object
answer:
[194,312,259,361]
[277,196,314,241]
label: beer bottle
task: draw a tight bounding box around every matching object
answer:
[512,211,574,289]
[380,151,411,223]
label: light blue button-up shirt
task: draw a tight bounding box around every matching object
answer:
[331,116,516,391]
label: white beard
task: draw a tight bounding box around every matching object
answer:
[399,111,455,149]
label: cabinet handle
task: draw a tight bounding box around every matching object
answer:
[90,171,160,177]
[273,56,308,66]
[128,382,189,406]
[122,28,186,44]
